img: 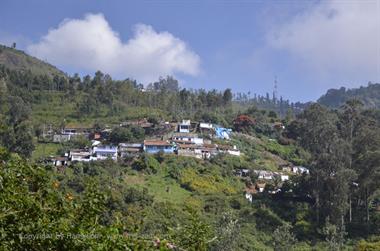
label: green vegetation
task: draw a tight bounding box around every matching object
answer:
[0,46,379,250]
[32,142,63,160]
[318,82,380,109]
[0,45,65,78]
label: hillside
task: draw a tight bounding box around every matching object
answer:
[0,48,379,250]
[318,83,380,109]
[0,44,66,78]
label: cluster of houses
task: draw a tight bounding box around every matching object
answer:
[50,120,241,167]
[235,166,310,202]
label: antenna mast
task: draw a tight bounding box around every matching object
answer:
[273,75,278,102]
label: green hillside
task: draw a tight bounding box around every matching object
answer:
[0,48,379,250]
[0,44,66,78]
[318,83,380,109]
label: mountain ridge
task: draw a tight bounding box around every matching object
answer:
[317,83,380,109]
[0,44,66,78]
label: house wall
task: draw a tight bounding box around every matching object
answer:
[177,149,202,159]
[144,146,174,154]
[53,134,71,143]
[94,152,118,160]
[71,155,91,162]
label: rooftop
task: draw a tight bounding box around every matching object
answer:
[144,140,172,146]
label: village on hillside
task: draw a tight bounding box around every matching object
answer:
[46,119,239,163]
[41,118,309,199]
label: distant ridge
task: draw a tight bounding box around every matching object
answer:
[0,44,66,78]
[317,83,380,109]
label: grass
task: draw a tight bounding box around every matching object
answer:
[124,173,146,186]
[145,172,192,203]
[32,142,62,160]
[124,169,192,204]
[30,91,169,128]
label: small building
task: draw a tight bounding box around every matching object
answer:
[199,122,213,130]
[61,125,92,135]
[178,120,191,133]
[256,183,266,193]
[199,122,213,134]
[176,144,203,159]
[53,134,72,143]
[143,140,175,154]
[235,169,250,177]
[292,166,310,175]
[52,156,69,167]
[92,145,118,161]
[201,144,218,159]
[281,165,292,173]
[119,143,143,157]
[171,132,204,145]
[254,170,274,180]
[69,149,92,162]
[217,145,241,156]
[280,174,289,181]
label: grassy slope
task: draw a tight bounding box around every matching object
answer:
[124,170,192,204]
[30,91,168,126]
[0,45,66,78]
[32,142,62,161]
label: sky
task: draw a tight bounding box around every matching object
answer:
[0,0,379,102]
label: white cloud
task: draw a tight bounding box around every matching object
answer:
[267,0,380,83]
[27,13,200,83]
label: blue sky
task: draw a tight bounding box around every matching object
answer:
[1,0,379,102]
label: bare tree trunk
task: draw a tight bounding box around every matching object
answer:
[366,188,370,223]
[316,173,320,224]
[349,194,352,223]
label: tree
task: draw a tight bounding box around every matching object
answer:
[222,88,233,106]
[233,114,255,133]
[173,209,215,251]
[297,104,355,226]
[0,96,34,157]
[273,224,296,251]
[268,110,278,118]
[211,211,239,251]
[322,217,346,251]
[0,149,172,250]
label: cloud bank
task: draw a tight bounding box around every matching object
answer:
[27,13,200,83]
[267,0,380,83]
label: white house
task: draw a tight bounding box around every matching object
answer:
[254,170,274,180]
[199,122,213,131]
[292,166,310,175]
[69,149,92,162]
[176,144,203,159]
[118,143,143,157]
[227,146,241,156]
[91,145,118,161]
[178,120,191,133]
[171,132,204,145]
[280,174,289,181]
[217,145,241,156]
[53,134,72,143]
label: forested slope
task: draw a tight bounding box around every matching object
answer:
[318,83,380,109]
